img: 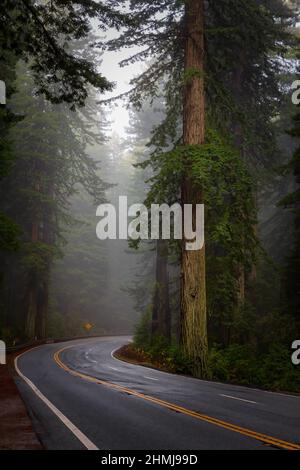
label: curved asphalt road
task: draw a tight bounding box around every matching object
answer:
[14,336,300,450]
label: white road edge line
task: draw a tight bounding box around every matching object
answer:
[111,347,120,361]
[144,376,159,381]
[110,345,166,376]
[220,394,258,404]
[14,349,99,451]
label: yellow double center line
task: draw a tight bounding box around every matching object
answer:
[54,346,300,451]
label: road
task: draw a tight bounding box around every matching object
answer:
[14,336,300,450]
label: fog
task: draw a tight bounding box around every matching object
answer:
[49,35,156,336]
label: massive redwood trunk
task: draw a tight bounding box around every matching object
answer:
[181,0,208,377]
[24,287,38,339]
[152,239,171,341]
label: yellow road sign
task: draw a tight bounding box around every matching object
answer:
[83,323,93,332]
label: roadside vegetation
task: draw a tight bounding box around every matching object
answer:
[117,312,300,393]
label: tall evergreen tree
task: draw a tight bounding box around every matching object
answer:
[105,0,295,375]
[0,1,132,105]
[0,0,130,340]
[180,0,207,375]
[0,63,106,340]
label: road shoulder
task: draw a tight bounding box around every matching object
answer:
[0,357,42,450]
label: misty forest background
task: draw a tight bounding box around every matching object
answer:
[0,0,300,392]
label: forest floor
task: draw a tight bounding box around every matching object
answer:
[0,354,42,450]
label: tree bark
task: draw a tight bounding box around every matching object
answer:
[35,190,53,339]
[25,288,38,339]
[35,280,48,339]
[232,118,245,341]
[152,239,171,341]
[181,0,208,377]
[24,210,39,339]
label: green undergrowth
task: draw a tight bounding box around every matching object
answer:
[131,312,300,393]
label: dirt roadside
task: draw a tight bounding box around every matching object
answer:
[0,353,42,450]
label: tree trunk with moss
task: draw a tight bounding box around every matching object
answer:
[152,239,171,341]
[181,0,208,377]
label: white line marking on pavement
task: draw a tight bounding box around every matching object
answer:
[144,376,159,381]
[220,394,257,404]
[107,365,120,371]
[84,352,97,363]
[15,349,99,451]
[111,347,124,361]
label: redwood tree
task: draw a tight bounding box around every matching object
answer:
[180,0,208,376]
